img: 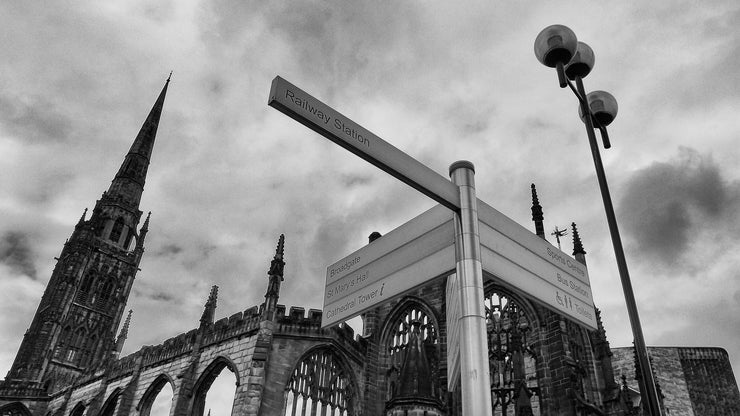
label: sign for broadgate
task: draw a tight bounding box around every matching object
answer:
[321,204,456,327]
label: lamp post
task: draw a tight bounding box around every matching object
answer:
[534,25,664,416]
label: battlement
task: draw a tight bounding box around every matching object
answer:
[273,305,367,354]
[0,380,48,400]
[677,346,730,361]
[201,307,263,347]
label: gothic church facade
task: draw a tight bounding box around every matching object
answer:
[1,79,738,416]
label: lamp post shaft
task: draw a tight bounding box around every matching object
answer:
[575,76,663,416]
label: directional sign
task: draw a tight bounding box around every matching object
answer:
[268,76,461,211]
[477,201,597,330]
[321,205,456,327]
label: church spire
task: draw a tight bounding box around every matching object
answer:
[531,184,546,239]
[106,76,170,209]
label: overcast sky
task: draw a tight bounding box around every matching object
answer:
[2,0,740,388]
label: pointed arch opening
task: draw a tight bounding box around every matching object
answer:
[283,346,357,416]
[70,402,85,416]
[0,402,32,416]
[191,356,239,416]
[379,297,441,403]
[484,287,541,416]
[98,388,121,416]
[138,374,175,416]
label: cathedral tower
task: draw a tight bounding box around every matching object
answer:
[4,77,170,391]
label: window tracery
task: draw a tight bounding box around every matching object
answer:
[383,301,440,402]
[109,219,125,243]
[485,290,540,415]
[284,348,354,416]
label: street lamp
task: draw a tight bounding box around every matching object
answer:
[535,24,664,416]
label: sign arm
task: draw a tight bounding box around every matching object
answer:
[268,76,461,212]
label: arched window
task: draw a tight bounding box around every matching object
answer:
[77,272,96,304]
[109,219,125,243]
[191,357,239,416]
[485,289,540,416]
[96,278,115,309]
[284,348,355,416]
[98,389,121,416]
[69,403,85,416]
[54,326,72,360]
[65,327,87,366]
[138,374,175,416]
[382,300,440,402]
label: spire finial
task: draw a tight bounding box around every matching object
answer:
[167,71,172,82]
[136,212,151,249]
[115,310,133,354]
[200,285,219,327]
[531,184,545,239]
[572,222,585,255]
[269,234,286,277]
[77,208,88,225]
[572,222,586,265]
[142,211,151,231]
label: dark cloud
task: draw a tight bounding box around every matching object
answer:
[132,288,176,303]
[620,148,738,268]
[155,244,183,257]
[0,94,72,143]
[340,174,372,187]
[0,232,37,279]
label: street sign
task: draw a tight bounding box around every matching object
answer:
[477,200,597,329]
[321,204,456,327]
[268,76,461,211]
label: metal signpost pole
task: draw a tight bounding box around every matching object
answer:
[449,161,493,416]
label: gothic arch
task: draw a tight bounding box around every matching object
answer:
[190,355,240,416]
[484,284,542,415]
[137,373,175,416]
[0,402,32,416]
[378,297,441,402]
[98,388,121,416]
[69,402,85,416]
[283,345,358,416]
[379,296,440,348]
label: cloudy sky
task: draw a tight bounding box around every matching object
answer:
[2,0,740,394]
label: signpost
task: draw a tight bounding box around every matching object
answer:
[268,76,597,414]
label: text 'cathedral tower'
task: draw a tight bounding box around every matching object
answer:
[4,77,170,391]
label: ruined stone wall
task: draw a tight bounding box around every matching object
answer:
[679,347,740,416]
[612,346,740,416]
